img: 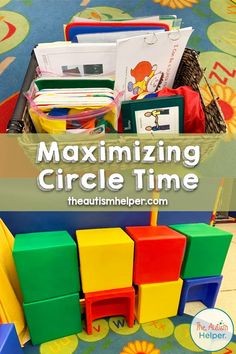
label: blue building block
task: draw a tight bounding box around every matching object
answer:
[178,275,223,315]
[0,324,23,354]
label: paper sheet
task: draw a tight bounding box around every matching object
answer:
[115,27,193,100]
[71,15,176,23]
[34,43,116,76]
[71,16,181,31]
[76,29,165,43]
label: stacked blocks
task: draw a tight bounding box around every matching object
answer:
[11,222,232,339]
[126,226,186,323]
[0,324,23,354]
[76,228,135,333]
[13,231,82,345]
[169,223,232,314]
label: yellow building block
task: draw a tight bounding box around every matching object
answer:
[76,228,134,293]
[136,279,183,323]
[0,219,29,345]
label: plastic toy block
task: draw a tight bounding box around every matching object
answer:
[178,275,222,315]
[136,279,183,323]
[169,223,233,279]
[76,228,134,293]
[23,293,82,345]
[13,231,80,303]
[85,287,135,335]
[125,226,186,284]
[0,324,23,354]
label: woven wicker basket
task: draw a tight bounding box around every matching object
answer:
[173,48,226,134]
[7,47,226,135]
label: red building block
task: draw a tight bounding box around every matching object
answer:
[85,287,135,335]
[126,226,186,284]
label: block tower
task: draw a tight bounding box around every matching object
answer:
[76,228,135,334]
[169,223,232,314]
[13,231,82,345]
[125,225,186,323]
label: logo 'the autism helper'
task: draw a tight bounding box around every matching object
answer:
[191,309,234,351]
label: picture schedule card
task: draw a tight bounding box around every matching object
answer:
[121,95,184,134]
[115,27,193,100]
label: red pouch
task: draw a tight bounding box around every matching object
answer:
[158,86,205,133]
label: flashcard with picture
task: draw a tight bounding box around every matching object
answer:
[135,107,178,134]
[121,95,184,134]
[115,28,193,100]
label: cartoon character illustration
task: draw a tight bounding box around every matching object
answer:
[144,109,170,132]
[128,61,164,96]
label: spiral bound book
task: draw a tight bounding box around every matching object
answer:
[115,27,193,100]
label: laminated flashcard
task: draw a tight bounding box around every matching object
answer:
[121,95,184,134]
[115,28,193,100]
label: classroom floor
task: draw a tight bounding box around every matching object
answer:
[185,222,236,333]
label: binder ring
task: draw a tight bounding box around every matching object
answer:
[144,33,158,45]
[168,30,181,41]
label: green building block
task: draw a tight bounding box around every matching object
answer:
[13,231,80,303]
[24,293,82,345]
[169,223,232,279]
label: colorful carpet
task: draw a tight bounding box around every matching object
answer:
[22,315,236,354]
[0,0,236,133]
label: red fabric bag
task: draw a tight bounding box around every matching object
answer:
[157,86,205,133]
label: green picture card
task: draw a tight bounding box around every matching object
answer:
[121,95,184,134]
